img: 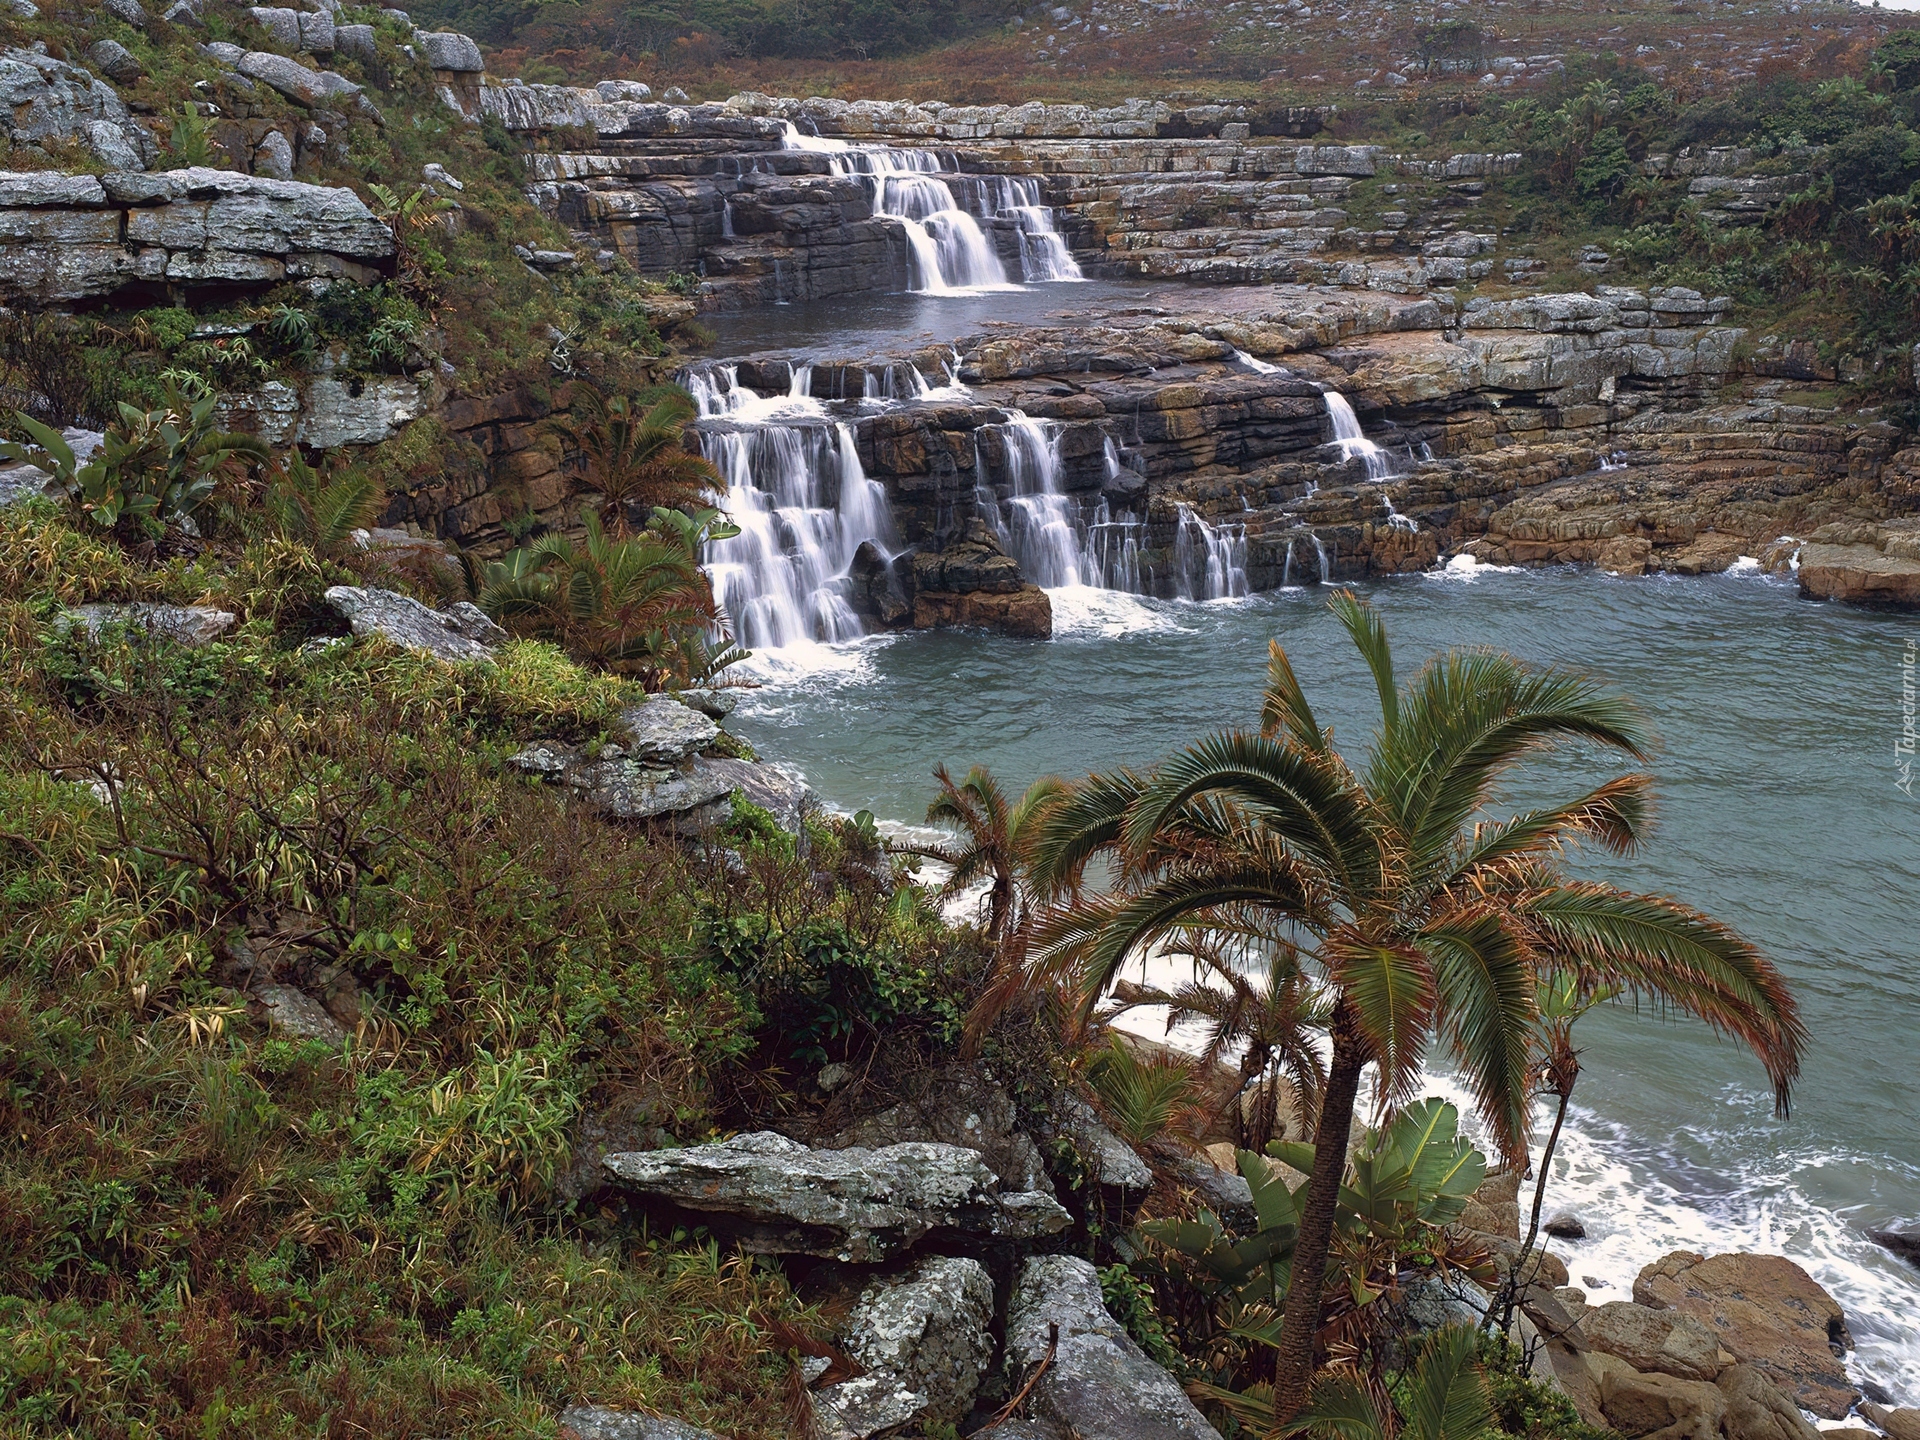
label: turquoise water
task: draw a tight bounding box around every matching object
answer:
[730,563,1920,1402]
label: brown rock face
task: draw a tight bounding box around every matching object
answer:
[911,585,1051,639]
[1862,1405,1920,1440]
[1718,1365,1821,1440]
[1581,1301,1725,1381]
[1632,1251,1858,1418]
[1587,1351,1728,1439]
[1797,543,1920,607]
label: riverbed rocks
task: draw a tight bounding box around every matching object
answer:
[1632,1251,1858,1417]
[1006,1255,1223,1440]
[601,1130,1072,1261]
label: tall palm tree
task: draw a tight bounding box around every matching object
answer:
[893,764,1068,1051]
[1028,590,1805,1419]
[546,384,722,537]
[1107,925,1331,1150]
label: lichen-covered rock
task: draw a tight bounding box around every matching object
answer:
[0,48,153,171]
[815,1256,994,1439]
[322,585,498,662]
[1006,1255,1222,1440]
[1632,1251,1857,1418]
[1581,1301,1725,1381]
[825,1064,1049,1192]
[247,6,302,48]
[254,129,295,180]
[253,983,348,1042]
[688,756,808,831]
[334,23,377,63]
[602,1131,1072,1261]
[85,39,144,84]
[104,0,150,26]
[1044,1092,1152,1190]
[57,603,237,647]
[618,693,718,761]
[236,51,363,109]
[557,1407,718,1440]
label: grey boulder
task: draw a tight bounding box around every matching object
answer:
[1007,1255,1222,1440]
[86,39,145,84]
[57,603,237,647]
[557,1408,717,1440]
[0,46,154,170]
[596,80,651,101]
[236,51,363,108]
[619,693,718,761]
[602,1130,1071,1262]
[1046,1092,1153,1190]
[246,6,302,48]
[253,983,347,1042]
[825,1064,1049,1192]
[104,0,150,25]
[254,128,294,180]
[334,23,377,63]
[815,1256,995,1439]
[322,585,500,662]
[690,756,807,830]
[419,30,485,72]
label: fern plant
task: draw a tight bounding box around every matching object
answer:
[266,450,385,557]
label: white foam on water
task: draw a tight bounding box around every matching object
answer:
[729,631,894,689]
[1727,555,1763,575]
[1046,585,1190,639]
[1429,552,1523,582]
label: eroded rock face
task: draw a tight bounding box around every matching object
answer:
[1798,541,1920,607]
[824,1064,1049,1192]
[1586,1351,1727,1438]
[1718,1365,1820,1440]
[0,49,153,171]
[323,585,501,662]
[1006,1255,1222,1440]
[815,1256,994,1439]
[1632,1251,1858,1418]
[602,1131,1071,1261]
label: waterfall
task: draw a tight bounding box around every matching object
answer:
[1323,391,1399,482]
[781,123,1080,292]
[996,414,1086,587]
[1173,504,1249,601]
[1381,493,1418,534]
[1312,533,1331,583]
[1233,348,1282,375]
[688,366,897,651]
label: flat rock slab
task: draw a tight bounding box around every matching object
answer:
[558,1407,718,1440]
[619,693,719,761]
[58,603,236,648]
[690,756,807,829]
[602,1130,1070,1262]
[1633,1251,1857,1417]
[1581,1300,1723,1381]
[323,585,501,662]
[1798,543,1920,609]
[1007,1255,1222,1440]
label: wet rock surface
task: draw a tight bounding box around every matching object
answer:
[602,1130,1072,1261]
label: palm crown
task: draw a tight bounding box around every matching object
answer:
[1025,589,1805,1416]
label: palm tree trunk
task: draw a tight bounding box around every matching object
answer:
[1268,1018,1367,1422]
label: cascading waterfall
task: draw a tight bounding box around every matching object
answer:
[687,364,898,651]
[780,123,1082,291]
[1323,391,1400,482]
[1173,504,1249,600]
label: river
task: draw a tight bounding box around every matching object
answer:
[727,563,1920,1404]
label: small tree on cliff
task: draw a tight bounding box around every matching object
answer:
[1027,591,1806,1421]
[546,383,722,538]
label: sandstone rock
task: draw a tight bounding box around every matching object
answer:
[689,756,808,830]
[1862,1405,1920,1440]
[825,1064,1049,1192]
[814,1256,994,1438]
[1581,1301,1724,1381]
[419,30,484,72]
[322,585,498,662]
[1459,1196,1521,1238]
[1718,1365,1820,1440]
[1545,1211,1587,1239]
[601,1131,1071,1261]
[618,693,719,762]
[1797,543,1920,609]
[1632,1251,1857,1418]
[253,982,347,1042]
[57,603,237,647]
[1587,1351,1727,1438]
[1470,1231,1571,1289]
[86,40,144,84]
[1006,1255,1222,1440]
[557,1407,717,1440]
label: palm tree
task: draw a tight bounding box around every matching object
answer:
[546,383,722,537]
[892,764,1067,1049]
[1028,590,1805,1419]
[1107,925,1331,1150]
